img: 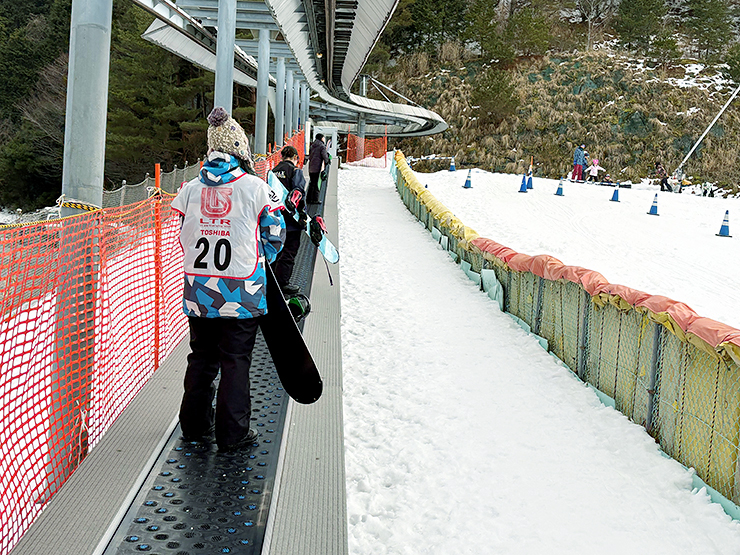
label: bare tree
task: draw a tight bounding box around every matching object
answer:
[577,0,619,48]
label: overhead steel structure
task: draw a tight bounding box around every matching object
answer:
[130,0,447,155]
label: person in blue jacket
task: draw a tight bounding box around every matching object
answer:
[572,144,586,181]
[171,107,285,452]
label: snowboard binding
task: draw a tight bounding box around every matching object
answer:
[287,293,311,323]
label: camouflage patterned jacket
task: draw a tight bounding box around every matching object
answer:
[172,152,285,318]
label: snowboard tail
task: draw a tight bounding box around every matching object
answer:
[259,265,323,404]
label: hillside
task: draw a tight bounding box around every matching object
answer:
[383,48,740,192]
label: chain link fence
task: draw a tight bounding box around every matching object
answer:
[393,150,740,506]
[102,162,202,208]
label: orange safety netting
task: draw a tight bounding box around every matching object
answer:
[347,133,387,167]
[0,193,187,553]
[254,129,306,181]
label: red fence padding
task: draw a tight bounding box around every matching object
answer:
[470,236,740,350]
[0,195,187,553]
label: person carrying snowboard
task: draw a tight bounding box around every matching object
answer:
[271,145,306,295]
[307,133,330,204]
[171,106,285,453]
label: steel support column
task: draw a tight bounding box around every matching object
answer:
[214,0,237,112]
[255,28,270,155]
[285,69,294,136]
[274,57,286,147]
[357,115,366,159]
[62,0,114,214]
[292,79,300,132]
[50,0,113,500]
[298,81,305,129]
[301,83,310,127]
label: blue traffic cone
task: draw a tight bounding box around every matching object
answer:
[449,157,456,172]
[647,194,659,216]
[519,175,528,193]
[554,180,564,196]
[463,169,472,189]
[716,210,732,237]
[527,175,533,189]
[610,185,619,202]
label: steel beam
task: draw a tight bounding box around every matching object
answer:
[292,78,300,131]
[255,28,270,155]
[214,0,237,111]
[285,69,294,135]
[275,57,286,147]
[62,0,114,213]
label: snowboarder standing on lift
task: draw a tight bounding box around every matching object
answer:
[307,133,330,204]
[271,145,306,296]
[171,107,285,453]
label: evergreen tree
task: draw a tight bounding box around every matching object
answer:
[685,0,731,60]
[105,0,211,185]
[412,0,469,53]
[650,27,681,67]
[465,0,515,65]
[505,8,551,56]
[722,42,740,81]
[614,0,668,52]
[471,68,518,125]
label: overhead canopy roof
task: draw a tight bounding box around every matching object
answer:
[132,0,447,136]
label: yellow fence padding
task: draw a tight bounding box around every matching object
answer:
[391,149,740,507]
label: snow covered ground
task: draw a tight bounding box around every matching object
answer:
[338,164,740,554]
[419,169,740,330]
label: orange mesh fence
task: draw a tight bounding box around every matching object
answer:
[0,193,187,553]
[347,133,387,167]
[254,129,306,181]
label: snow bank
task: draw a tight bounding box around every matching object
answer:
[339,165,740,554]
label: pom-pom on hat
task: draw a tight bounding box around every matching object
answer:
[207,106,253,168]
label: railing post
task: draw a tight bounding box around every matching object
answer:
[153,163,162,372]
[533,277,545,335]
[576,289,590,380]
[645,322,663,434]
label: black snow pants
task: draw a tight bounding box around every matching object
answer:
[273,229,302,288]
[179,316,259,450]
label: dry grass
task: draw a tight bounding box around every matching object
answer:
[386,50,740,189]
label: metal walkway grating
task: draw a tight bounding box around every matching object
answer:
[103,171,329,555]
[107,342,288,555]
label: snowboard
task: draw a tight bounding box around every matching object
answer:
[259,264,323,404]
[267,170,339,264]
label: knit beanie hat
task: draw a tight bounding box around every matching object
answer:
[207,107,253,169]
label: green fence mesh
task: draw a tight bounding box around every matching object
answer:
[392,159,740,505]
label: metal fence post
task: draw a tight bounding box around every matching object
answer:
[533,277,545,335]
[645,322,663,434]
[576,290,590,380]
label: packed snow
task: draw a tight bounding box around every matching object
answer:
[417,169,740,330]
[338,164,740,554]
